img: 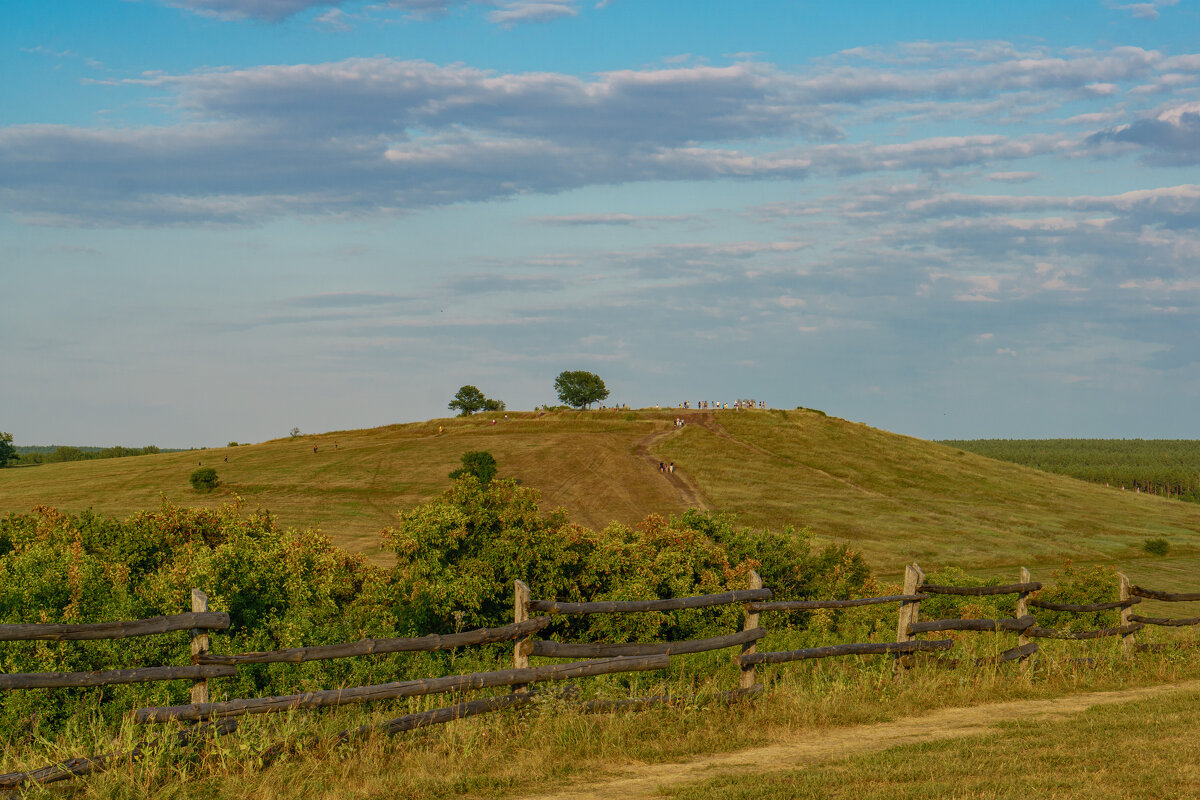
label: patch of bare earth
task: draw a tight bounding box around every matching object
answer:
[511,680,1200,800]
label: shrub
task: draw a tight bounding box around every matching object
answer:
[190,467,219,492]
[449,451,498,484]
[0,503,391,737]
[382,479,872,640]
[1143,537,1170,556]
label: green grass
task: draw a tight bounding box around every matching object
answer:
[667,686,1200,800]
[4,410,1200,580]
[6,630,1198,799]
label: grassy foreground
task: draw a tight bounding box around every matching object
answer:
[4,630,1198,799]
[668,686,1200,800]
[3,409,1200,580]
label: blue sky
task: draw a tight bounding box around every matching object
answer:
[3,0,1200,447]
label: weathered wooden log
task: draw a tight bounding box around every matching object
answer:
[1028,598,1140,612]
[198,618,552,666]
[739,638,953,666]
[1027,623,1144,640]
[528,628,765,658]
[1129,614,1200,627]
[336,691,537,744]
[0,720,236,789]
[579,694,673,713]
[577,684,763,713]
[1130,586,1200,602]
[908,615,1035,635]
[917,582,1041,596]
[748,594,928,612]
[528,589,771,615]
[982,642,1039,664]
[0,612,230,642]
[135,654,670,723]
[0,664,236,690]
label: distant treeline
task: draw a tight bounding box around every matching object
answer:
[940,438,1200,503]
[14,444,172,465]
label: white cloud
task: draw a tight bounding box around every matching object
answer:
[988,171,1039,183]
[486,1,578,26]
[3,45,1200,226]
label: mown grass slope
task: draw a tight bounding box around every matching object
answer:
[2,408,1199,581]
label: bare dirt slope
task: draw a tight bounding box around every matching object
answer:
[512,680,1200,800]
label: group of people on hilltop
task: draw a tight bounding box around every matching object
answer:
[678,399,767,410]
[658,461,675,474]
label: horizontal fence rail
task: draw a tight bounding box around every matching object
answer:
[1129,614,1200,627]
[908,615,1035,635]
[198,618,552,666]
[0,612,230,642]
[528,628,765,658]
[988,642,1040,663]
[0,720,237,791]
[918,582,1041,596]
[135,654,670,723]
[1130,586,1200,602]
[333,691,536,744]
[1028,598,1140,612]
[739,638,953,666]
[748,594,928,612]
[528,589,771,615]
[1027,623,1144,640]
[0,665,236,691]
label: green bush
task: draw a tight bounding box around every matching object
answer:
[190,467,219,492]
[0,503,392,738]
[448,451,497,484]
[1143,537,1170,556]
[382,478,872,641]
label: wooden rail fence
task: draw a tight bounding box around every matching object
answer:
[2,562,1198,793]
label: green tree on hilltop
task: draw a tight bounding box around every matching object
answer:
[554,370,609,409]
[449,385,505,416]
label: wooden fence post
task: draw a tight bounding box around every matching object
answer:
[190,589,210,705]
[1016,567,1032,662]
[895,563,924,675]
[1117,572,1135,657]
[513,580,531,672]
[739,570,762,691]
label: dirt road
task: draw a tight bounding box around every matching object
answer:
[512,680,1200,800]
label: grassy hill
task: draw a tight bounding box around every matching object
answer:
[3,408,1199,593]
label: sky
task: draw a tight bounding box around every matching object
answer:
[3,0,1200,447]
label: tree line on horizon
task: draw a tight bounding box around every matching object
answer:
[4,442,167,467]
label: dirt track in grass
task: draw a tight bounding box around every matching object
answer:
[511,679,1200,800]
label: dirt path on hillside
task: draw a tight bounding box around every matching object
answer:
[641,413,883,502]
[635,426,710,511]
[512,680,1200,800]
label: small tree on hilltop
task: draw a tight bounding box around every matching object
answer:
[449,451,497,484]
[449,385,505,416]
[554,370,609,409]
[190,467,219,492]
[0,432,16,468]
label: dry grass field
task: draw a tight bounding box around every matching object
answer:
[3,408,1199,586]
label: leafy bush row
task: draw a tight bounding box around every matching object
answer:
[0,480,872,738]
